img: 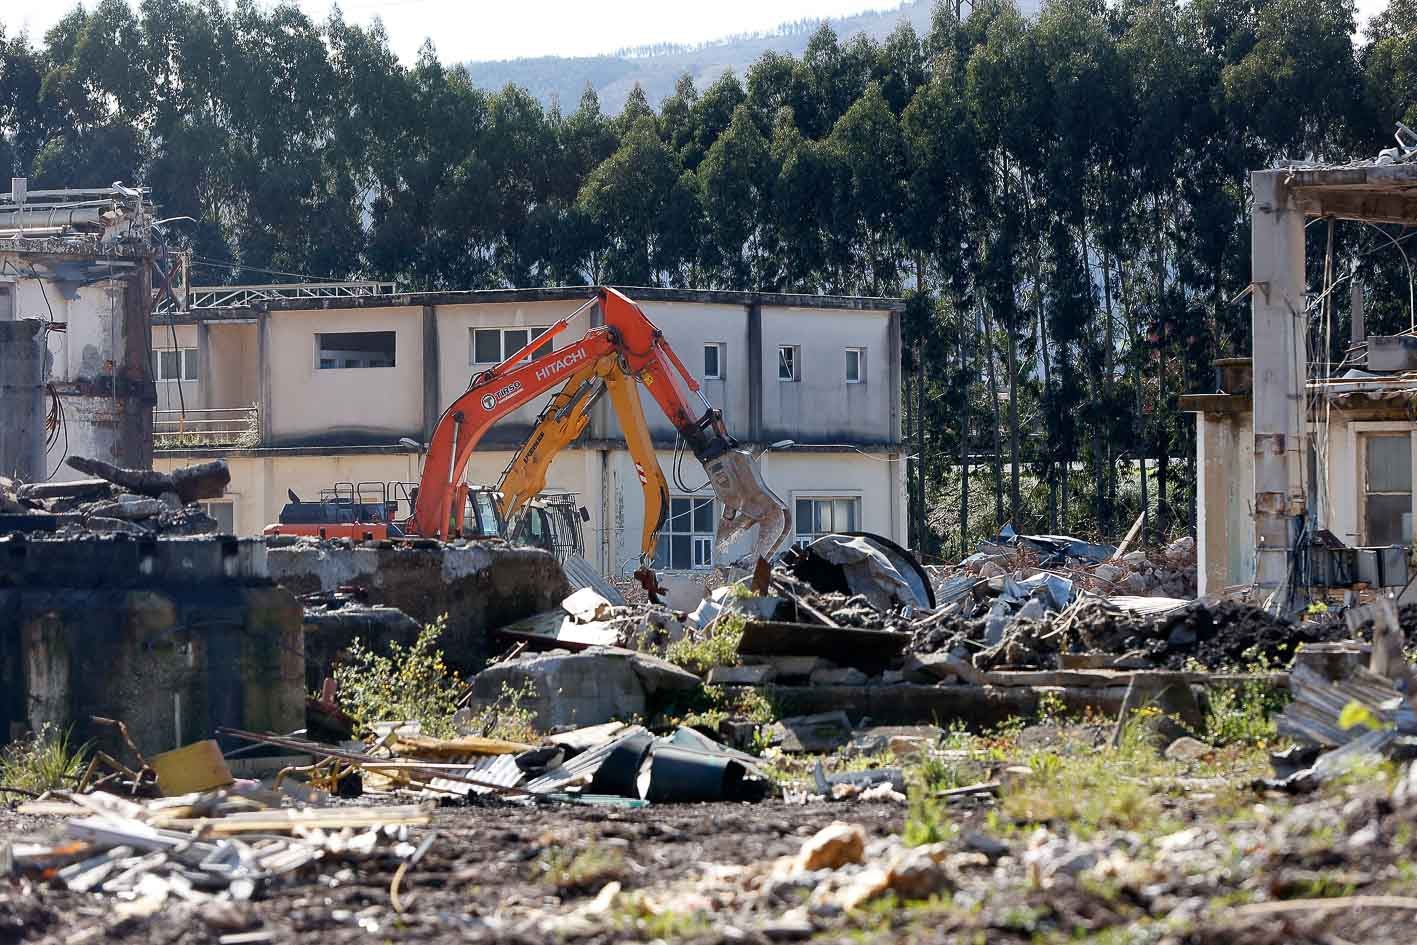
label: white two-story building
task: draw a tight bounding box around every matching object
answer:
[151,285,907,577]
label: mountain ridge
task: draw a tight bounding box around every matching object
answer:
[463,1,940,113]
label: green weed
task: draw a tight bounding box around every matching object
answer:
[665,613,746,675]
[1203,679,1283,747]
[540,844,627,894]
[333,616,466,739]
[460,680,540,745]
[0,724,89,795]
[903,791,959,847]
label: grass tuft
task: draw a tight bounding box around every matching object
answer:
[0,724,89,795]
[541,844,628,895]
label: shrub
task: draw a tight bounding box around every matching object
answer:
[1206,680,1284,746]
[664,613,746,675]
[334,617,464,738]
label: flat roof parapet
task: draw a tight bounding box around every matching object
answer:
[153,284,907,323]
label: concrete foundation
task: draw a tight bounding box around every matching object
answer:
[0,535,304,758]
[266,540,570,674]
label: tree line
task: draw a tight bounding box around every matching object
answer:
[2,0,1416,556]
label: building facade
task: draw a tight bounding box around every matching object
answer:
[151,286,907,576]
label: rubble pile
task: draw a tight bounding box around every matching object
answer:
[911,596,1349,672]
[936,532,1198,601]
[6,786,432,909]
[0,456,229,537]
[488,530,1286,710]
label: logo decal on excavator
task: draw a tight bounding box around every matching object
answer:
[481,380,523,411]
[534,347,587,382]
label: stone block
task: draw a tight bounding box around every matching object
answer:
[768,710,855,753]
[707,664,778,686]
[470,649,646,732]
[811,666,869,686]
[764,655,831,678]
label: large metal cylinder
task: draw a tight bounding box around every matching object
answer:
[0,317,46,481]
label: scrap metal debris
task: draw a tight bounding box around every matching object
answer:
[4,786,431,906]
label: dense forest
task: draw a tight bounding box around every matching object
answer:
[2,0,1416,558]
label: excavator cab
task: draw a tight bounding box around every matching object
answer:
[266,480,406,539]
[459,486,505,539]
[506,492,588,562]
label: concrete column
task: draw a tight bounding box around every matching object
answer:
[196,321,212,410]
[0,318,45,481]
[887,308,903,444]
[1250,170,1309,597]
[257,312,272,446]
[598,448,611,574]
[421,304,439,439]
[1195,411,1230,596]
[747,303,763,442]
[119,266,154,469]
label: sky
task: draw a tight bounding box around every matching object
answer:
[0,0,1396,64]
[2,0,918,63]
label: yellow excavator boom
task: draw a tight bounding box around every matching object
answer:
[496,354,669,563]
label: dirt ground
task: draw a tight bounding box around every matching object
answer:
[1,799,903,945]
[6,728,1417,945]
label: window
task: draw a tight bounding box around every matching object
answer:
[703,342,723,380]
[1363,434,1411,546]
[0,285,12,321]
[202,500,234,533]
[793,496,860,548]
[317,331,395,369]
[471,327,552,365]
[654,497,715,570]
[778,345,800,381]
[845,347,865,384]
[153,347,199,381]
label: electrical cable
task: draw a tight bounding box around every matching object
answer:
[1358,221,1417,332]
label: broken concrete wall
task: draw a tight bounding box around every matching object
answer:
[266,541,569,674]
[3,245,156,478]
[0,318,46,480]
[0,535,303,758]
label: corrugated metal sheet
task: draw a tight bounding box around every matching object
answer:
[561,554,625,605]
[428,753,526,797]
[1103,595,1190,616]
[524,726,648,794]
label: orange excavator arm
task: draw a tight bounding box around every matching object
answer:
[408,287,789,564]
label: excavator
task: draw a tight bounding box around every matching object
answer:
[266,287,791,577]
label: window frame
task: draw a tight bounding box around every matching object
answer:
[654,495,716,571]
[703,341,724,381]
[845,346,865,384]
[153,347,199,382]
[777,344,800,382]
[791,494,862,549]
[1358,428,1415,546]
[315,330,397,370]
[201,498,236,533]
[470,326,553,366]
